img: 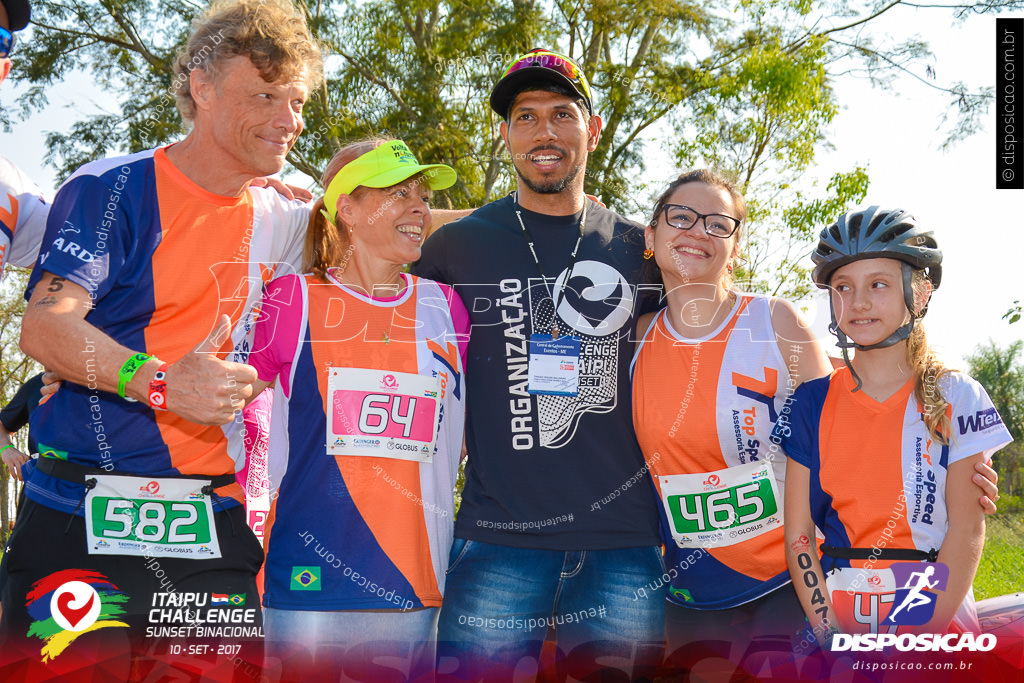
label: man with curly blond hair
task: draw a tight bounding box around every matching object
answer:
[1,0,323,675]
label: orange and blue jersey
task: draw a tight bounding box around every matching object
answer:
[778,368,1012,631]
[22,145,308,515]
[631,293,793,609]
[0,154,48,276]
[249,272,468,611]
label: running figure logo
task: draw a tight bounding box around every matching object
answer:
[884,562,949,626]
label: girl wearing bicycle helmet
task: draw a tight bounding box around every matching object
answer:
[778,207,1012,642]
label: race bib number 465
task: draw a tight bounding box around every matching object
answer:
[85,475,221,559]
[328,368,441,463]
[659,460,783,548]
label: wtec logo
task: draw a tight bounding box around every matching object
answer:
[957,407,1002,435]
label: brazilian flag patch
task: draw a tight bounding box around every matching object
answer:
[229,594,246,606]
[291,566,321,591]
[670,587,693,602]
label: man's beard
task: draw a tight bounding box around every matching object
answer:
[514,160,584,195]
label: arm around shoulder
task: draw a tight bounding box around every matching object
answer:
[928,452,987,633]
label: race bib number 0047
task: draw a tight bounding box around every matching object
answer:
[85,475,221,559]
[328,367,441,463]
[659,460,783,548]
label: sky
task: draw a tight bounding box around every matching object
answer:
[1,4,1021,367]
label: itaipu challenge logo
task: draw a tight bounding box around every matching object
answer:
[26,569,130,661]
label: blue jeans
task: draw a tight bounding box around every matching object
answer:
[436,539,666,681]
[264,606,437,680]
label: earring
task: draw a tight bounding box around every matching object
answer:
[643,248,654,260]
[726,262,733,274]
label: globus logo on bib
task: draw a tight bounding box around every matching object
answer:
[702,474,720,488]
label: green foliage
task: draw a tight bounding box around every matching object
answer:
[974,511,1024,601]
[967,340,1024,499]
[8,0,1012,293]
[967,340,1024,443]
[1005,300,1021,325]
[13,1,193,178]
[0,267,44,545]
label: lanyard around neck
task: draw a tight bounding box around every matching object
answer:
[513,195,589,339]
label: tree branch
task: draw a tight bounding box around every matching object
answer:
[101,1,167,73]
[332,46,419,121]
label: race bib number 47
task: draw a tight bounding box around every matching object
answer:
[85,475,221,559]
[328,368,441,463]
[659,460,783,548]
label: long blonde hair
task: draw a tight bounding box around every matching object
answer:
[908,270,952,444]
[304,137,392,280]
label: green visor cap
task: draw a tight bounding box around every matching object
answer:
[322,140,457,223]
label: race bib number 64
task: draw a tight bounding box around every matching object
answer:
[328,367,441,463]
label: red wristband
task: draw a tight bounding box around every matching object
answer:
[148,363,169,410]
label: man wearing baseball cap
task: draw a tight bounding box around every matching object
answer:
[0,0,49,289]
[414,48,665,679]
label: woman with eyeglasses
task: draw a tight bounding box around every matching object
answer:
[630,170,833,653]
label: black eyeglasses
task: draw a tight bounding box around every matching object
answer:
[657,204,740,238]
[0,27,14,59]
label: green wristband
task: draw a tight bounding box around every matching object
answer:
[118,353,152,398]
[0,444,15,456]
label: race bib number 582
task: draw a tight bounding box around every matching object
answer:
[85,475,221,558]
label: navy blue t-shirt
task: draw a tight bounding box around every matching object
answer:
[413,195,661,550]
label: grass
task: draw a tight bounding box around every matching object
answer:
[974,509,1024,600]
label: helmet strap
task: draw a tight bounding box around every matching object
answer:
[827,294,864,393]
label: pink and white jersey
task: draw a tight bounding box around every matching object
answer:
[250,272,468,611]
[0,155,48,277]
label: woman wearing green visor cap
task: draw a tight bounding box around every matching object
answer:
[245,138,469,678]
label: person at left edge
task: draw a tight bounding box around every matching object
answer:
[0,0,323,670]
[0,372,43,482]
[249,137,467,679]
[0,0,48,280]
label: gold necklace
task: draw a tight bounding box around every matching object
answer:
[328,267,396,343]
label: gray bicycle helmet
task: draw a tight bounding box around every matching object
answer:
[812,207,943,390]
[812,207,942,296]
